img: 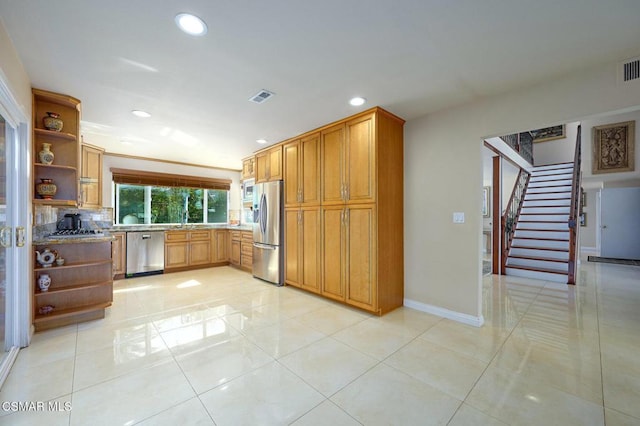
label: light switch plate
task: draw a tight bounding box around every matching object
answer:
[453,212,465,223]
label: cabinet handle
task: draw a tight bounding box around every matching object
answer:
[0,227,11,248]
[16,227,25,247]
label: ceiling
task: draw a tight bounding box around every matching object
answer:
[1,1,639,170]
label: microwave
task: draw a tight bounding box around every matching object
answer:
[242,179,254,205]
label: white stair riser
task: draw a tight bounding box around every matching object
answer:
[523,199,571,207]
[528,179,573,188]
[512,238,569,250]
[531,168,573,177]
[532,163,574,172]
[509,247,569,260]
[527,186,573,194]
[525,192,571,200]
[520,206,570,214]
[530,173,574,182]
[514,230,569,239]
[506,257,568,272]
[519,214,569,222]
[506,267,568,283]
[517,222,568,230]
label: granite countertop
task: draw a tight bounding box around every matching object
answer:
[108,224,253,232]
[33,235,116,245]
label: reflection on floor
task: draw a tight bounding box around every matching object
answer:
[0,260,638,425]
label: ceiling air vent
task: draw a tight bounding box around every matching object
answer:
[249,89,275,104]
[621,57,640,82]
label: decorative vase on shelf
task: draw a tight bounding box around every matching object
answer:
[38,143,54,165]
[38,274,51,292]
[36,178,57,199]
[43,112,63,132]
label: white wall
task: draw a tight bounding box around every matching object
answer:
[533,121,580,166]
[580,188,599,250]
[0,21,30,117]
[405,60,640,322]
[101,155,242,215]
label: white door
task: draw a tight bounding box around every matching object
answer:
[601,187,640,259]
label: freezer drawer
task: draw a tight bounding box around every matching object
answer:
[252,243,283,286]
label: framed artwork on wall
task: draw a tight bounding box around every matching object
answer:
[531,125,566,143]
[483,186,491,218]
[580,212,586,227]
[592,120,635,174]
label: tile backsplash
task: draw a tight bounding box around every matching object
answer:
[33,206,114,239]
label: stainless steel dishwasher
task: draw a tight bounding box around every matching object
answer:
[126,231,165,277]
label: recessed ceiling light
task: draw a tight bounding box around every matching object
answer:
[256,139,268,144]
[175,13,208,36]
[349,97,366,106]
[131,110,151,118]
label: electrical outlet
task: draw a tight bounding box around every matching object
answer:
[453,212,465,224]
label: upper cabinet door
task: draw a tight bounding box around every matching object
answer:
[283,140,300,207]
[242,157,255,180]
[268,146,283,181]
[345,113,375,204]
[301,132,320,205]
[255,151,269,183]
[321,124,345,205]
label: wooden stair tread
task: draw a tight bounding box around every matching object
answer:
[506,264,568,275]
[516,229,568,233]
[513,236,569,242]
[511,245,568,252]
[508,254,568,263]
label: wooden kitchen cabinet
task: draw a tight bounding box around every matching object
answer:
[189,231,211,266]
[80,143,104,208]
[255,145,283,183]
[32,89,81,207]
[164,230,212,271]
[321,113,375,205]
[284,132,320,207]
[33,240,113,331]
[241,231,253,271]
[111,231,126,279]
[211,229,229,263]
[285,207,320,293]
[230,240,241,266]
[242,156,255,180]
[321,205,376,309]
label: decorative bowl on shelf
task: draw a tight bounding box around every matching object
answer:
[36,178,57,199]
[38,305,55,315]
[43,112,63,132]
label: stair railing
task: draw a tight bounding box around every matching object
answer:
[567,125,582,284]
[501,168,531,274]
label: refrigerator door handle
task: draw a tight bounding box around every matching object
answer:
[260,193,267,235]
[253,242,277,250]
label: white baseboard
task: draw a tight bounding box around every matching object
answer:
[404,299,485,327]
[580,246,599,255]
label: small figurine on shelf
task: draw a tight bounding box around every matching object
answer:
[43,112,63,132]
[38,143,55,165]
[35,248,57,267]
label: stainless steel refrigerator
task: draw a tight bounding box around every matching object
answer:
[252,180,284,285]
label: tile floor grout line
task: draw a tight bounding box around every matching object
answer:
[593,266,607,424]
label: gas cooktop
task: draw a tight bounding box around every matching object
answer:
[49,229,105,238]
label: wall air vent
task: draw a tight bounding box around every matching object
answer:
[621,57,640,82]
[249,89,275,104]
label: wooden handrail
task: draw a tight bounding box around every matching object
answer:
[567,125,582,284]
[501,168,531,274]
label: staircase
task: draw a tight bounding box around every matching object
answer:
[505,162,573,283]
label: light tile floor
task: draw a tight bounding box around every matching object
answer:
[0,259,638,425]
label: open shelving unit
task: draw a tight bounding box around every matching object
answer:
[32,88,81,206]
[33,240,113,331]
